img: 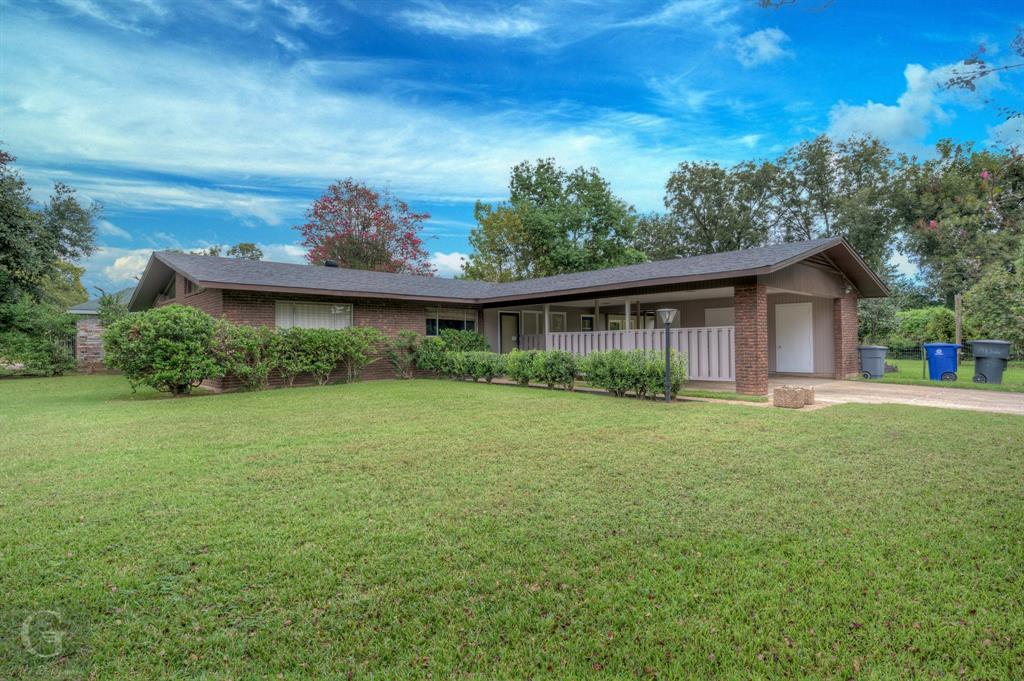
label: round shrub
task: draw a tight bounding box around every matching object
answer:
[503,349,537,386]
[530,350,577,390]
[212,320,276,391]
[464,351,505,383]
[414,336,447,374]
[103,304,222,395]
[273,327,315,387]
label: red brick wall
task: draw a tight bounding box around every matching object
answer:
[75,316,105,372]
[734,280,768,395]
[833,291,859,379]
[175,289,478,390]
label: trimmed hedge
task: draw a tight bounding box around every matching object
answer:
[531,350,577,390]
[104,304,386,394]
[414,330,489,375]
[580,349,686,399]
[504,350,537,386]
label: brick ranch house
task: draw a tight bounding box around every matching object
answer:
[126,237,888,395]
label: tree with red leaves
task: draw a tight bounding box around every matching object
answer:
[295,179,434,275]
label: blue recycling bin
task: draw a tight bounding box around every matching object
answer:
[923,342,961,381]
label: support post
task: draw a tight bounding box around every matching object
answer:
[543,303,551,350]
[954,293,962,362]
[594,300,601,331]
[624,299,631,331]
[664,318,672,402]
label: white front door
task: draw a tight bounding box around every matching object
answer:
[775,302,813,373]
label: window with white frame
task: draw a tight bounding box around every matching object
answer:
[425,308,477,335]
[275,301,353,329]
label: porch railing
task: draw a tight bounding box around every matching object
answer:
[519,326,735,381]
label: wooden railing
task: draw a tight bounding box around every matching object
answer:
[519,326,735,381]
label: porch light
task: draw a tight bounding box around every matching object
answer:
[656,308,677,402]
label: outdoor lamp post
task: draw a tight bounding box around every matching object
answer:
[656,308,677,402]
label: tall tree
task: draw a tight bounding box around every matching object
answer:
[226,242,264,260]
[0,150,98,306]
[39,260,88,309]
[295,179,433,275]
[463,159,644,280]
[461,202,530,282]
[638,160,777,259]
[772,135,899,272]
[896,141,1024,303]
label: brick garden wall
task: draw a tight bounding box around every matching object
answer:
[75,316,105,372]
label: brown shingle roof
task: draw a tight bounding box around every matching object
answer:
[133,237,886,309]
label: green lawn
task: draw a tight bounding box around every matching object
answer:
[870,358,1024,392]
[3,375,1023,678]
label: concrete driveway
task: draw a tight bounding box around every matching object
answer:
[686,377,1024,415]
[768,376,1024,416]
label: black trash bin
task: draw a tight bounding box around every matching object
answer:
[969,340,1012,384]
[858,345,888,379]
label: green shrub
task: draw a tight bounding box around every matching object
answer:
[581,349,686,399]
[463,351,505,383]
[103,304,222,395]
[415,336,447,374]
[439,328,489,352]
[212,320,275,391]
[892,306,956,345]
[504,349,537,386]
[441,350,472,380]
[530,350,577,390]
[963,265,1024,349]
[385,330,420,379]
[0,297,76,376]
[301,329,343,385]
[580,350,631,397]
[273,327,313,387]
[337,326,385,382]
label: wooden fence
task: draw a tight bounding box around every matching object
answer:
[519,326,735,381]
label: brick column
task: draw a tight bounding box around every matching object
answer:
[735,281,768,395]
[833,291,859,379]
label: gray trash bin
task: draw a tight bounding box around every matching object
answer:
[969,340,1011,384]
[858,345,888,379]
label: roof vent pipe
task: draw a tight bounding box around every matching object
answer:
[324,260,339,268]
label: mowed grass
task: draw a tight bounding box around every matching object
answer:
[2,375,1023,679]
[873,358,1024,392]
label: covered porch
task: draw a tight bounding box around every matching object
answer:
[482,272,860,395]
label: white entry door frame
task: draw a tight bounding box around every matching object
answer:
[775,302,814,373]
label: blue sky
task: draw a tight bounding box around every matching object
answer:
[2,0,1021,293]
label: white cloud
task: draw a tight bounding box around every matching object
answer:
[97,219,132,239]
[102,251,151,283]
[1,15,743,218]
[82,242,310,290]
[430,251,468,277]
[399,3,542,39]
[273,32,305,53]
[621,0,738,32]
[735,28,792,67]
[827,62,1000,150]
[53,0,168,33]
